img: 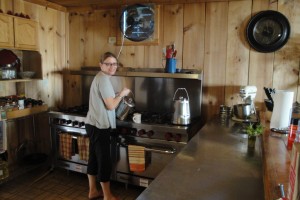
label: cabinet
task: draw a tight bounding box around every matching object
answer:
[0,14,14,48]
[0,13,38,51]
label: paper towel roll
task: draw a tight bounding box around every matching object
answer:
[270,90,294,129]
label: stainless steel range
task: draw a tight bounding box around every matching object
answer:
[113,111,201,187]
[49,68,203,187]
[49,108,201,187]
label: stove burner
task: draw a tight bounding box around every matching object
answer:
[128,111,173,125]
[60,105,88,116]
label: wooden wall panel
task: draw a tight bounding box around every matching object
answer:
[83,13,98,66]
[0,0,13,12]
[225,0,252,106]
[29,5,62,106]
[2,0,300,123]
[119,46,145,68]
[183,3,205,70]
[248,0,276,110]
[144,5,164,69]
[203,2,228,120]
[274,0,300,101]
[69,13,84,68]
[163,4,183,69]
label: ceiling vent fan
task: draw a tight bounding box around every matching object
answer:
[119,4,155,42]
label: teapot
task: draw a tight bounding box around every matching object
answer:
[172,88,190,125]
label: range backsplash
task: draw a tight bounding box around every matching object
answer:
[81,73,202,119]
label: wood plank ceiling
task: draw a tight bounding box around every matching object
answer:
[25,0,237,12]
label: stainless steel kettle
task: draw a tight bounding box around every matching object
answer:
[172,88,190,125]
[116,91,135,120]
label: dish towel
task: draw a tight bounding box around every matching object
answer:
[77,136,89,162]
[59,133,73,159]
[128,145,145,172]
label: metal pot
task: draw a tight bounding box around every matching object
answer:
[172,88,190,125]
[116,93,135,120]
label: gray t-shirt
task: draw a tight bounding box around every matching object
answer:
[85,71,116,129]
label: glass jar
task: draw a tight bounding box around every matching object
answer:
[0,106,6,120]
[1,64,16,79]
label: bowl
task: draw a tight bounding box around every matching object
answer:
[233,104,251,119]
[18,71,35,79]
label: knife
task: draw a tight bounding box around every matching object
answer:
[264,87,274,103]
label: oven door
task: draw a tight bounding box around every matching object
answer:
[114,135,185,187]
[50,124,88,173]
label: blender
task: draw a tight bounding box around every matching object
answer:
[233,86,257,122]
[239,85,257,115]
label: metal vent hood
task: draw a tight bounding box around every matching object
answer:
[69,67,203,80]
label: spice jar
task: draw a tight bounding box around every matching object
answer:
[287,118,298,150]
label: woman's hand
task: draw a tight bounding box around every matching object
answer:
[103,88,131,110]
[119,88,131,98]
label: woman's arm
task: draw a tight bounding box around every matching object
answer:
[103,88,131,110]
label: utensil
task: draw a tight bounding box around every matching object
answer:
[172,88,190,125]
[278,183,287,200]
[172,50,177,58]
[264,99,273,111]
[264,87,274,103]
[116,91,135,120]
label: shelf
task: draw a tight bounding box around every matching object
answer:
[6,104,48,120]
[0,78,42,83]
[68,67,203,80]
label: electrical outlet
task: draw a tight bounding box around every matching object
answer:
[108,37,116,44]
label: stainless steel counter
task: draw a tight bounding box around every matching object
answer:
[137,118,264,200]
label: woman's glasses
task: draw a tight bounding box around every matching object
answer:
[103,62,118,67]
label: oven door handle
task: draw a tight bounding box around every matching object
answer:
[118,142,176,154]
[145,146,176,154]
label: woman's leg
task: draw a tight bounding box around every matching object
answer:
[100,181,119,200]
[88,174,103,199]
[86,124,103,199]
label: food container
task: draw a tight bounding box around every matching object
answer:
[233,104,251,119]
[1,64,16,79]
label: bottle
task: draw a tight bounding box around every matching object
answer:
[295,119,300,143]
[0,151,9,180]
[287,118,298,150]
[0,106,6,120]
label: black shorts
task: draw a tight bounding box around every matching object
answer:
[85,124,112,182]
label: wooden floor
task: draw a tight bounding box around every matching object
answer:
[0,166,145,200]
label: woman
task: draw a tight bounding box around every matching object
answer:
[85,52,130,200]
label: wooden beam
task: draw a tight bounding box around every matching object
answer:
[25,0,241,12]
[24,0,67,12]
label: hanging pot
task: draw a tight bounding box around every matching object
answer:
[116,92,135,120]
[172,88,190,125]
